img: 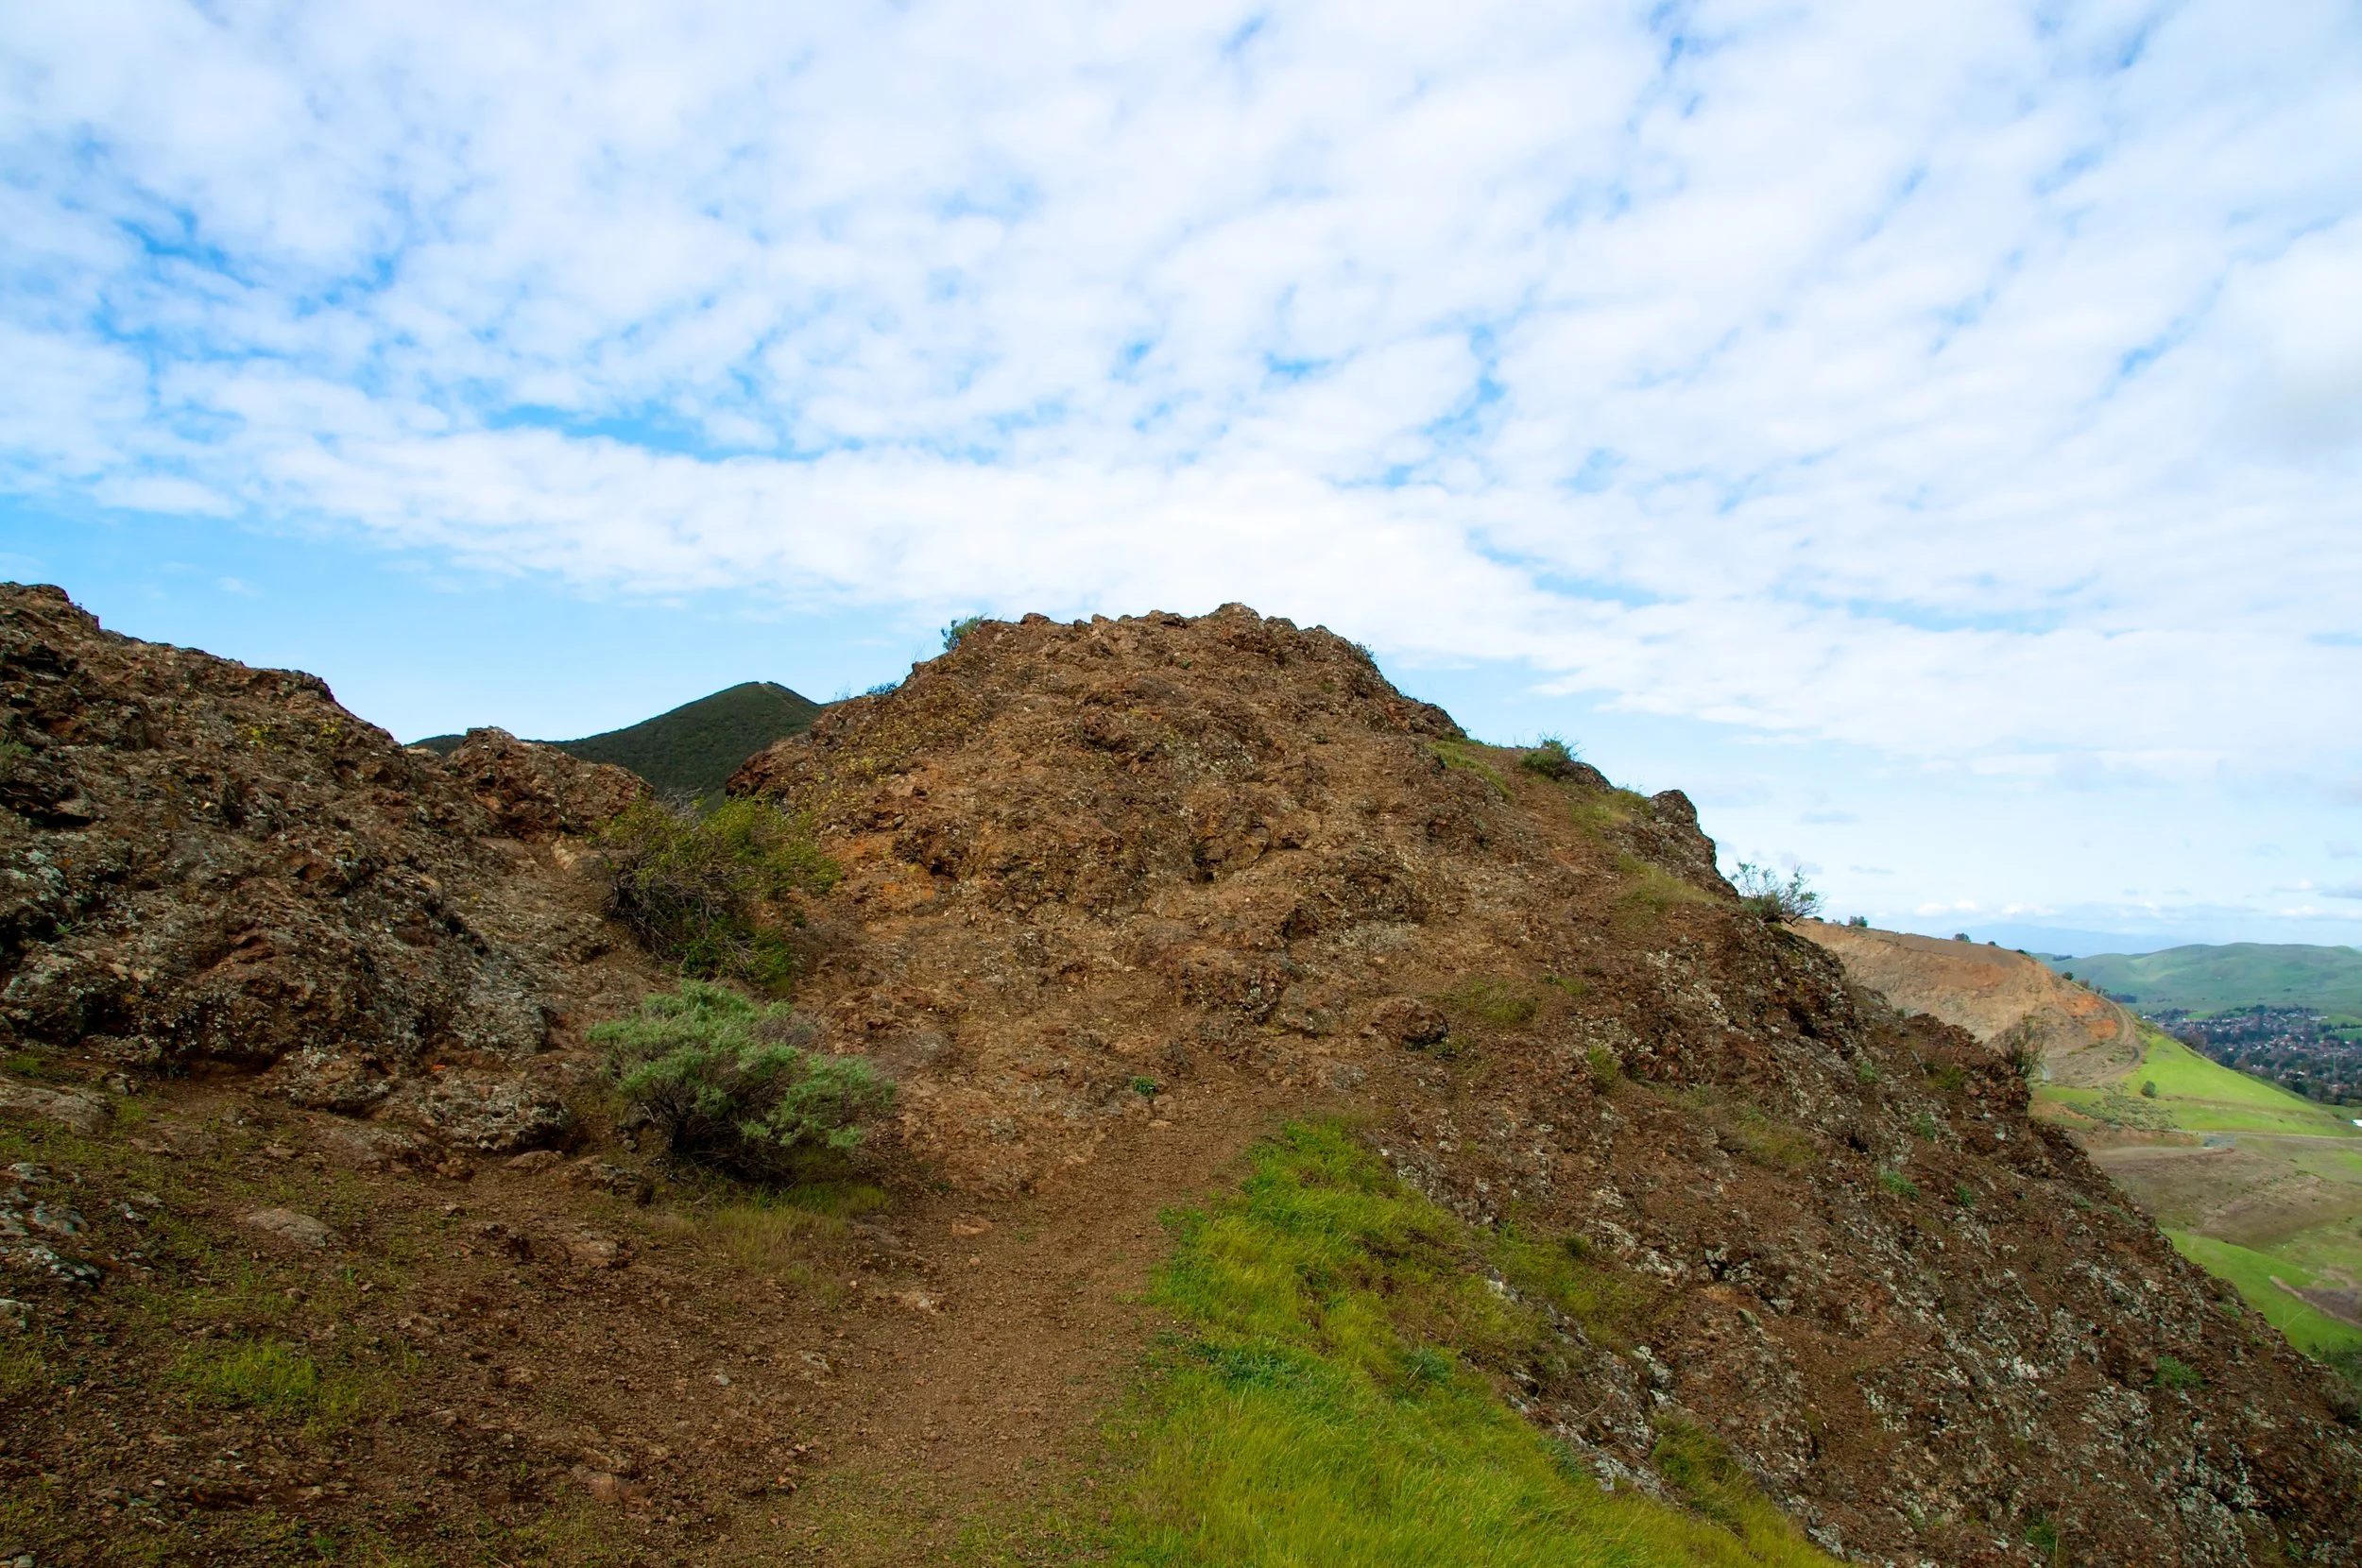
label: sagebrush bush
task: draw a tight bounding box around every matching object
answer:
[1729,861,1823,924]
[593,982,895,1179]
[599,796,839,991]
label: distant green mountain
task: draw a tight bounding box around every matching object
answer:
[409,681,826,800]
[2043,943,2362,1018]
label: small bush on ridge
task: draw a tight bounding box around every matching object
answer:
[1516,735,1581,780]
[594,982,895,1180]
[599,797,839,992]
[1730,861,1823,924]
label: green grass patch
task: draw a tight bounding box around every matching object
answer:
[0,1335,51,1402]
[1444,978,1543,1031]
[1672,1090,1820,1173]
[1432,740,1514,798]
[1569,790,1653,844]
[1097,1122,1836,1566]
[169,1338,392,1430]
[1615,858,1717,929]
[2163,1231,2362,1357]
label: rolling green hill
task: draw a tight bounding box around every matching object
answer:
[411,680,826,800]
[2043,943,2362,1017]
[2034,1028,2362,1365]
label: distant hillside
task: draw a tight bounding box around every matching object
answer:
[2042,943,2362,1018]
[411,681,826,800]
[1797,920,2143,1084]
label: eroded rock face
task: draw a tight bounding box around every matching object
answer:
[0,584,655,1145]
[731,604,2362,1567]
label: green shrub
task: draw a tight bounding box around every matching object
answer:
[941,615,984,652]
[1877,1169,1919,1201]
[1844,914,1870,929]
[1516,736,1581,780]
[2152,1355,2201,1390]
[1585,1045,1622,1091]
[1729,862,1822,924]
[598,796,840,991]
[1912,1112,1942,1140]
[2140,1080,2158,1099]
[593,983,894,1180]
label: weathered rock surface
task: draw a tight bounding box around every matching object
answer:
[443,725,647,841]
[0,583,658,1142]
[732,605,2362,1567]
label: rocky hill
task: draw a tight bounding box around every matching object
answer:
[1796,923,2143,1085]
[2,591,2357,1566]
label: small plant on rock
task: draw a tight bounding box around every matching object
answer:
[594,982,895,1181]
[2152,1354,2202,1390]
[1730,861,1823,924]
[941,614,984,652]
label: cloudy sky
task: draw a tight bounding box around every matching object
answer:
[4,0,2359,951]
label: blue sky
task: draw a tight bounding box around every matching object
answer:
[4,0,2360,953]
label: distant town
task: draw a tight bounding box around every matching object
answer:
[2147,1005,2362,1107]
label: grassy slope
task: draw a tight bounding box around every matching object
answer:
[2035,1029,2362,1368]
[2045,943,2362,1017]
[1091,1122,1836,1568]
[2038,1034,2362,1136]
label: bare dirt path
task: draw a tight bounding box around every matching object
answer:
[744,1080,1303,1563]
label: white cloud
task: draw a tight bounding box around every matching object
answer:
[1,0,2358,783]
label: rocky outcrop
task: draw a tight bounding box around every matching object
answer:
[0,583,657,1147]
[729,604,2362,1567]
[442,725,647,841]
